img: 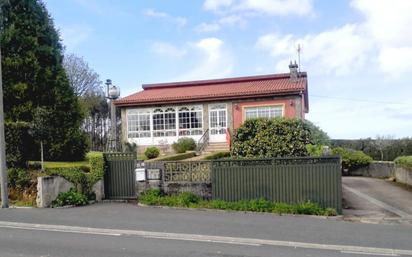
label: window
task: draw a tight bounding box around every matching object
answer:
[127,111,150,138]
[245,105,283,120]
[178,106,203,136]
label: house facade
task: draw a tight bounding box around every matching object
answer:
[115,64,309,152]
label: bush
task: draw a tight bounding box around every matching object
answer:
[332,147,373,171]
[51,188,88,207]
[86,152,104,187]
[172,138,197,153]
[145,147,160,159]
[5,122,33,168]
[8,168,31,188]
[394,156,412,170]
[306,144,323,157]
[231,118,312,158]
[45,167,87,192]
[203,151,231,160]
[154,152,196,161]
[138,190,337,216]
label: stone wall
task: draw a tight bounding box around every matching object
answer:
[36,176,104,208]
[395,166,412,187]
[136,180,212,199]
[348,161,395,178]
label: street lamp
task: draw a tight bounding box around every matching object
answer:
[105,79,120,152]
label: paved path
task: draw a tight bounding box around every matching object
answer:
[343,177,412,224]
[1,203,412,256]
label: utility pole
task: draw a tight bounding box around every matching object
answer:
[0,11,8,208]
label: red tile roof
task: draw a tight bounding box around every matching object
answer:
[115,73,308,108]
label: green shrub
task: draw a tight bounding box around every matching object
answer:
[45,167,87,191]
[8,168,31,188]
[51,188,88,207]
[138,190,337,216]
[231,118,312,158]
[145,147,160,159]
[5,121,33,168]
[332,147,373,171]
[28,162,42,170]
[203,151,231,160]
[306,144,323,157]
[394,156,412,170]
[154,152,196,161]
[172,138,197,153]
[86,152,104,187]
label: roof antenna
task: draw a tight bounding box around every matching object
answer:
[296,43,302,73]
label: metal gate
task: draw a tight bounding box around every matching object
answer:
[104,153,136,199]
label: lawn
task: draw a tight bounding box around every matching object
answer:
[29,161,89,169]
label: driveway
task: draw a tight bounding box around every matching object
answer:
[343,176,412,225]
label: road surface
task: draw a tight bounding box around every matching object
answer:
[1,203,412,257]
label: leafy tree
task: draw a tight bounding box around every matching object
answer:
[30,107,51,170]
[304,120,331,146]
[1,0,88,161]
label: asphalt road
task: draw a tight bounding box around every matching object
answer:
[1,203,412,257]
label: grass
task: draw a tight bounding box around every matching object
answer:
[138,189,337,216]
[29,161,89,169]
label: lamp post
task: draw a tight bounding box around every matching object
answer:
[0,0,9,208]
[105,79,120,152]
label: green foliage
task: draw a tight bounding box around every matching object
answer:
[5,121,33,168]
[304,120,331,146]
[231,118,312,158]
[154,152,196,161]
[172,138,197,153]
[331,138,412,161]
[332,147,373,171]
[86,152,104,187]
[31,161,89,171]
[145,147,160,159]
[45,167,87,191]
[1,0,88,162]
[8,168,31,188]
[306,144,323,157]
[51,188,88,207]
[203,151,231,160]
[138,190,337,216]
[394,156,412,171]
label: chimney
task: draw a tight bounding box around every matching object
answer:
[289,60,299,81]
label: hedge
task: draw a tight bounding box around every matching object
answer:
[394,156,412,171]
[332,147,373,171]
[203,151,231,160]
[43,152,104,194]
[231,118,312,158]
[153,151,196,161]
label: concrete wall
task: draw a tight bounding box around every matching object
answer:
[395,166,412,187]
[36,176,104,208]
[37,176,74,208]
[349,161,395,178]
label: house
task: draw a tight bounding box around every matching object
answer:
[114,63,308,153]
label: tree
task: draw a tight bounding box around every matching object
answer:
[1,0,88,161]
[31,107,51,171]
[373,135,394,161]
[304,120,331,146]
[63,53,102,97]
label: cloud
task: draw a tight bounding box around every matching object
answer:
[172,38,234,81]
[204,0,314,16]
[143,9,187,27]
[59,24,93,50]
[195,22,221,33]
[256,24,372,75]
[150,42,187,58]
[256,0,412,76]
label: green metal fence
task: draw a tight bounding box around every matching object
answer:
[104,153,136,199]
[212,157,342,214]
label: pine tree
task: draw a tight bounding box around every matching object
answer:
[1,0,88,161]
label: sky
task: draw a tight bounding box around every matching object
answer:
[43,0,412,139]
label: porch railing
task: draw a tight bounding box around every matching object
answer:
[196,129,209,155]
